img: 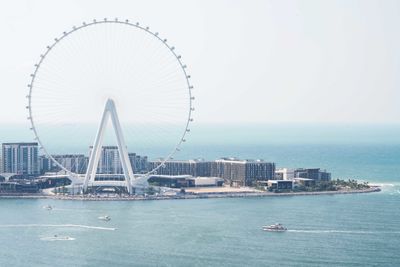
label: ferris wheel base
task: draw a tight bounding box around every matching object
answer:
[82,99,136,195]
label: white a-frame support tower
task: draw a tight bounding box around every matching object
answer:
[82,99,134,194]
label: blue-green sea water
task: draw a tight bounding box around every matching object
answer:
[0,189,399,267]
[0,124,400,266]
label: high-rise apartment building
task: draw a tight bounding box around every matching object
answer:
[88,146,148,174]
[39,154,88,174]
[128,153,148,173]
[53,154,88,174]
[39,155,52,174]
[2,142,39,176]
[89,146,122,174]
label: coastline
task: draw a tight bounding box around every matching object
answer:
[0,186,381,201]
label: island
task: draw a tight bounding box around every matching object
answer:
[0,150,381,200]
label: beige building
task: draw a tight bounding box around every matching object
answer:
[211,158,275,187]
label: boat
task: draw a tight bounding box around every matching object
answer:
[262,223,287,232]
[98,215,111,221]
[41,235,75,241]
[43,205,53,211]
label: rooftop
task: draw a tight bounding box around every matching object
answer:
[2,142,38,146]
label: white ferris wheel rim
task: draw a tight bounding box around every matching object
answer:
[26,18,194,177]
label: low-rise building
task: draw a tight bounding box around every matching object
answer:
[0,180,39,193]
[147,175,224,188]
[267,180,293,190]
[35,175,71,189]
[275,168,295,180]
[294,168,331,181]
[294,178,316,187]
[147,175,193,188]
[188,177,224,187]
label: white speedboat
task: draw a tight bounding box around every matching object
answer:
[262,223,287,232]
[98,215,111,221]
[41,235,75,241]
[43,205,53,211]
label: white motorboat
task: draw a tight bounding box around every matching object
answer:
[262,223,287,232]
[98,215,111,221]
[43,205,53,211]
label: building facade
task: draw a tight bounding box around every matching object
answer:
[88,146,148,174]
[267,180,294,190]
[39,155,52,174]
[275,168,295,180]
[147,159,212,177]
[147,158,275,187]
[294,168,331,181]
[2,143,39,176]
[211,158,275,187]
[40,154,88,174]
[89,146,122,174]
[128,153,148,173]
[194,160,213,177]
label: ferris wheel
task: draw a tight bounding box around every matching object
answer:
[26,18,194,193]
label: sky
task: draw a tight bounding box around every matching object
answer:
[0,0,399,125]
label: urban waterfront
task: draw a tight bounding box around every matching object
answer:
[1,0,400,265]
[0,139,399,266]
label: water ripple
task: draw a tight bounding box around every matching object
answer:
[0,224,116,231]
[287,229,400,234]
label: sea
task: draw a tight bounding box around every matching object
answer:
[0,124,399,266]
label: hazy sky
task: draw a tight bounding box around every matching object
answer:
[0,0,399,124]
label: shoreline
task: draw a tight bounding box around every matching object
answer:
[0,186,381,201]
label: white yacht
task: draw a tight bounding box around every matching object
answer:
[262,223,287,232]
[98,215,111,221]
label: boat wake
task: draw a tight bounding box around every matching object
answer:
[369,183,400,195]
[0,224,116,231]
[51,208,97,212]
[370,182,400,188]
[40,236,76,241]
[288,229,400,234]
[389,189,400,195]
